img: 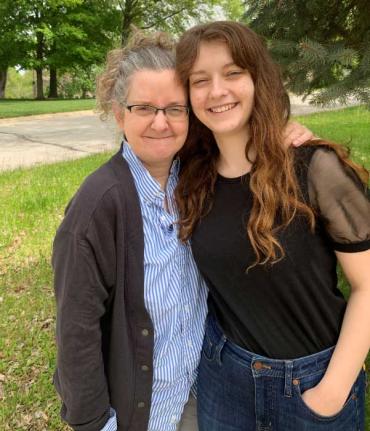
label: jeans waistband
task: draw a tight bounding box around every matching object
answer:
[206,313,335,380]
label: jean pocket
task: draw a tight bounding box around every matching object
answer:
[292,371,358,422]
[201,330,217,361]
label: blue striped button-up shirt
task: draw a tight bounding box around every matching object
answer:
[101,142,208,431]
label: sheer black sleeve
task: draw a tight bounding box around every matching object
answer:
[307,147,370,252]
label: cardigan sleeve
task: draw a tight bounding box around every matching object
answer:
[100,409,117,431]
[52,229,111,431]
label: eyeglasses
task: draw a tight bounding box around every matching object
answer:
[125,104,189,121]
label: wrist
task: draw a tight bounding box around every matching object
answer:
[316,378,351,402]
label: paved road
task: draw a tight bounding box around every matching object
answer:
[0,97,348,171]
[0,111,118,171]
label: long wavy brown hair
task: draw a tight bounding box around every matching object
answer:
[175,21,368,267]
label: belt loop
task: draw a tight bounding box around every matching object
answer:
[284,361,293,397]
[215,335,227,366]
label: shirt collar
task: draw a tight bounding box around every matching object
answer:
[122,140,179,205]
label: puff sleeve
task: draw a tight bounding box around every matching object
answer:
[307,147,370,252]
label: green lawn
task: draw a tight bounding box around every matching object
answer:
[295,106,370,166]
[0,99,96,119]
[0,153,111,430]
[0,106,369,429]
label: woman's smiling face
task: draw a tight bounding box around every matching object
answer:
[114,69,188,170]
[189,40,255,143]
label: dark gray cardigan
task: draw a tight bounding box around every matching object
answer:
[53,148,154,431]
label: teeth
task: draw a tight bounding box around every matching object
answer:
[210,103,236,113]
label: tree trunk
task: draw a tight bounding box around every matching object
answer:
[36,68,44,100]
[120,0,135,47]
[36,31,45,99]
[0,68,7,99]
[48,67,58,98]
[121,22,132,46]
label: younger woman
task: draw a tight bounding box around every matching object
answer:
[176,21,370,431]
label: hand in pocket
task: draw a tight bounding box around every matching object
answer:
[301,383,350,417]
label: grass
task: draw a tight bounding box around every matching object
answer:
[0,106,369,429]
[0,99,96,119]
[0,153,113,430]
[295,105,370,166]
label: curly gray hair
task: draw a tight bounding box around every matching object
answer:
[96,30,176,119]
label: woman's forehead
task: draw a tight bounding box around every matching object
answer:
[127,69,187,103]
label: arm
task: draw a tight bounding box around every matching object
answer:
[302,249,370,416]
[53,230,111,430]
[301,147,370,416]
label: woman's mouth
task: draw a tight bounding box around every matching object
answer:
[208,103,238,113]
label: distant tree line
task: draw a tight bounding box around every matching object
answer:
[0,0,241,99]
[1,1,368,106]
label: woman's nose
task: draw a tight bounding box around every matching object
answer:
[150,111,170,131]
[209,77,228,99]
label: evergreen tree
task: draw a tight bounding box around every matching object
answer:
[245,0,370,106]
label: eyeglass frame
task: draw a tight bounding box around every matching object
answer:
[124,104,190,120]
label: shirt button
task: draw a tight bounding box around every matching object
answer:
[184,305,189,312]
[141,365,149,371]
[170,415,177,424]
[137,401,145,408]
[188,341,193,347]
[141,329,149,336]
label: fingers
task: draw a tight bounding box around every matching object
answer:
[292,129,314,147]
[283,121,314,148]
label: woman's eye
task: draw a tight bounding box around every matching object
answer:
[191,79,208,86]
[137,106,152,111]
[228,70,242,76]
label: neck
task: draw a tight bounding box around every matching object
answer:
[143,160,172,190]
[215,129,254,178]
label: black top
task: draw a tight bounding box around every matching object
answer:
[191,146,370,359]
[53,147,154,431]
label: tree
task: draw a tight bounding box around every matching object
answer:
[44,0,120,98]
[115,0,244,46]
[0,1,30,98]
[0,0,119,99]
[23,0,119,99]
[58,64,102,98]
[245,0,370,106]
[0,0,242,99]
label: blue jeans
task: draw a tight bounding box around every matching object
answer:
[197,314,366,431]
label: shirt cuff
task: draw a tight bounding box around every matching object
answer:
[100,408,117,431]
[332,239,370,253]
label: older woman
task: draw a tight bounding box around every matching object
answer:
[52,31,313,431]
[53,31,207,431]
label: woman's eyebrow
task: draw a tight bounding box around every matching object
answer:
[129,100,187,106]
[189,70,207,76]
[190,62,238,76]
